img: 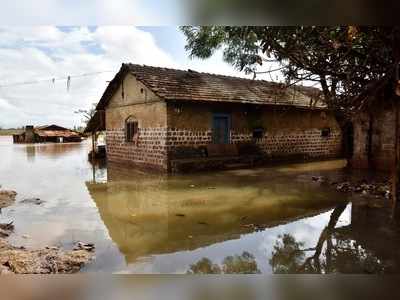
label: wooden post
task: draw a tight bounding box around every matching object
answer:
[91,131,96,161]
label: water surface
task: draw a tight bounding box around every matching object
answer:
[0,136,399,274]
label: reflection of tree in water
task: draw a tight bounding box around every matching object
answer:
[269,204,386,274]
[187,251,261,274]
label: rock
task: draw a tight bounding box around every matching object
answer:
[312,176,326,183]
[0,190,17,209]
[0,222,14,237]
[73,242,95,252]
[20,198,45,205]
[0,222,14,231]
[0,247,93,274]
[336,182,351,192]
[0,239,94,274]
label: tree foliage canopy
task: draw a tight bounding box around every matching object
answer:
[181,26,400,112]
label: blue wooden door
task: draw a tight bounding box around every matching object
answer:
[212,114,230,144]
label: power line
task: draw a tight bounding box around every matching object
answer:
[0,70,115,88]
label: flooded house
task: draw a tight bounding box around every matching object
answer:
[13,124,82,143]
[85,63,342,172]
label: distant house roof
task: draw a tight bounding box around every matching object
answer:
[96,63,325,110]
[13,125,81,139]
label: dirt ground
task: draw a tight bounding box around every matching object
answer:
[0,188,94,274]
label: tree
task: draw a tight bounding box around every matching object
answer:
[269,204,386,274]
[181,26,400,206]
[74,103,97,127]
[187,252,261,274]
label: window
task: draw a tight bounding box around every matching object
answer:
[252,128,264,139]
[321,127,331,138]
[125,117,138,143]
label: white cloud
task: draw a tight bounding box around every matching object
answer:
[0,26,176,128]
[0,26,270,129]
[0,0,179,25]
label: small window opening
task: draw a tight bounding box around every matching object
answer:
[321,127,331,137]
[126,119,139,143]
[252,128,264,139]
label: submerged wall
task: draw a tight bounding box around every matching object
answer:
[351,101,399,171]
[105,73,168,171]
[166,101,342,161]
[104,74,342,172]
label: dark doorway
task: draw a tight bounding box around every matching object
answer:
[212,114,230,144]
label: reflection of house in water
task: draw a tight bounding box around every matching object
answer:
[86,164,345,264]
[13,125,82,143]
[25,145,36,162]
[21,142,84,160]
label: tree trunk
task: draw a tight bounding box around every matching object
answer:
[392,100,400,217]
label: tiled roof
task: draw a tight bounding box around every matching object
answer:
[96,64,325,110]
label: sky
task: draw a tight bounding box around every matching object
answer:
[0,26,263,129]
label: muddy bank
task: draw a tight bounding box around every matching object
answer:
[0,188,94,274]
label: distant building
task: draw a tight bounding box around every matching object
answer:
[85,63,342,172]
[13,125,82,143]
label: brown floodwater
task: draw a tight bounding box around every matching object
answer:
[0,135,399,274]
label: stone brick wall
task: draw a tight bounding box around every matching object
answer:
[166,128,342,160]
[351,103,398,171]
[231,130,342,158]
[106,127,168,171]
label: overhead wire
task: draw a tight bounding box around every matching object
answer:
[0,70,115,88]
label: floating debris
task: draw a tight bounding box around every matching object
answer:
[311,176,392,199]
[73,242,95,252]
[175,213,186,217]
[20,198,45,205]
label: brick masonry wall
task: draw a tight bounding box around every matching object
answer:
[167,128,342,159]
[106,127,168,171]
[231,129,342,158]
[166,128,212,149]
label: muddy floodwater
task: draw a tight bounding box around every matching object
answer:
[1,135,400,274]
